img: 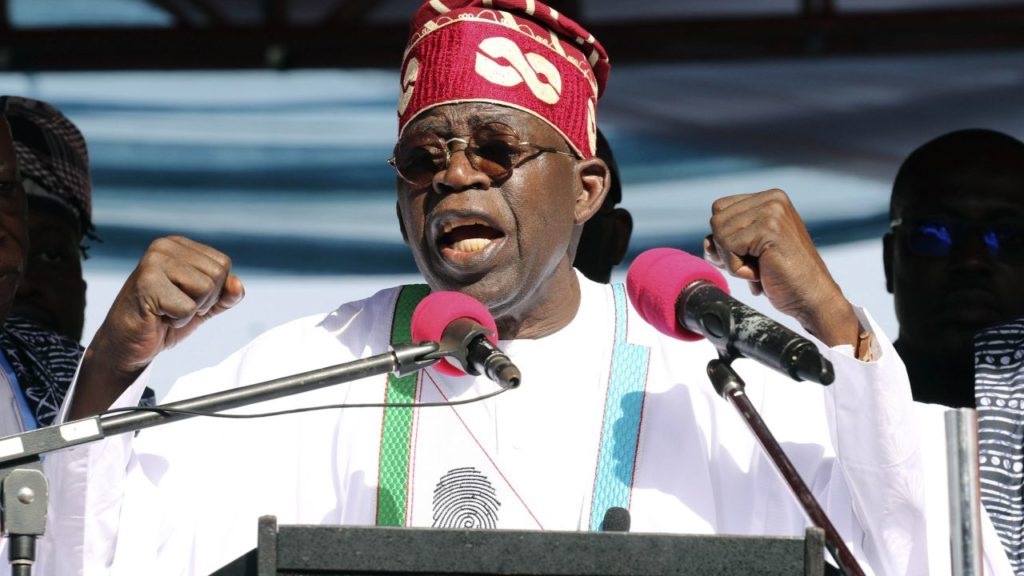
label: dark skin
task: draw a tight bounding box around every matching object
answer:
[884,170,1024,408]
[573,128,633,284]
[395,103,609,339]
[69,236,244,419]
[0,117,30,326]
[67,103,861,419]
[13,196,87,342]
[703,190,861,347]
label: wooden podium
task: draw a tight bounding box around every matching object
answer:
[214,515,827,575]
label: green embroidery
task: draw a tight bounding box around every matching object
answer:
[376,284,430,526]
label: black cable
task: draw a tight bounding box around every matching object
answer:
[99,386,510,421]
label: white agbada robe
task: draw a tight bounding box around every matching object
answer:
[35,274,1010,575]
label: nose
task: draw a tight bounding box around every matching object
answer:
[15,276,37,302]
[433,141,491,194]
[949,228,995,270]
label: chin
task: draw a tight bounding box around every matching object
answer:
[451,278,510,311]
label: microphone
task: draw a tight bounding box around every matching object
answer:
[601,507,631,532]
[411,291,522,389]
[626,248,834,385]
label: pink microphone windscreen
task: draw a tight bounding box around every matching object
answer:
[411,291,499,376]
[626,248,730,341]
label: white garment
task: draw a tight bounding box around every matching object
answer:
[34,275,998,575]
[916,402,1016,575]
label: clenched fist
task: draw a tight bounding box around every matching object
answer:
[71,236,244,419]
[703,189,860,348]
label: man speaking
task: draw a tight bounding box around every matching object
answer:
[41,1,987,574]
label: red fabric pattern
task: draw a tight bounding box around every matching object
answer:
[398,0,609,158]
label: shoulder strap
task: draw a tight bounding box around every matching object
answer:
[376,283,431,526]
[589,282,651,530]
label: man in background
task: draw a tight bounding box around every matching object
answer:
[885,129,1024,573]
[0,96,154,431]
[3,96,91,343]
[0,104,89,436]
[884,128,1024,408]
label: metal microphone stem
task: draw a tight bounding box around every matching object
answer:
[707,357,865,576]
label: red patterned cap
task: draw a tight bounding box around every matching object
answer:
[398,0,610,158]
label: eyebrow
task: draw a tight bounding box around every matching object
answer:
[410,111,519,135]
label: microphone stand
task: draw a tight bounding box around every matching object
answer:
[707,356,866,576]
[0,341,441,576]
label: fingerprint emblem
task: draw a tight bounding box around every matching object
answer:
[432,467,501,529]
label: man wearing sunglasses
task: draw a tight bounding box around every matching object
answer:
[40,1,1011,575]
[884,128,1024,409]
[885,128,1024,574]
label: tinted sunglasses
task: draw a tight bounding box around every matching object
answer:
[387,122,576,189]
[891,217,1024,260]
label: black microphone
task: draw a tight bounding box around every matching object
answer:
[411,291,522,389]
[627,248,835,385]
[601,507,631,532]
[439,317,521,389]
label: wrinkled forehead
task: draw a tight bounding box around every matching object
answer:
[0,116,15,181]
[403,102,566,145]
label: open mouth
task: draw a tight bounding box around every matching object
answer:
[438,218,505,255]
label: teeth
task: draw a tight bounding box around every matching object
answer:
[451,238,492,253]
[442,219,488,234]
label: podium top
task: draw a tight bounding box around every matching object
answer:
[240,516,825,576]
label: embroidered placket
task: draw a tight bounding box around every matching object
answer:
[376,284,430,526]
[376,283,649,530]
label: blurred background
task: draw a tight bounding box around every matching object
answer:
[1,0,1023,395]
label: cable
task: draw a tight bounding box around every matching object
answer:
[100,386,510,421]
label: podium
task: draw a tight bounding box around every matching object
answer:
[215,515,827,575]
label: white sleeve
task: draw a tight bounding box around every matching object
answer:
[41,364,153,576]
[39,295,394,576]
[42,341,269,576]
[821,307,927,576]
[821,309,1014,576]
[738,305,1011,576]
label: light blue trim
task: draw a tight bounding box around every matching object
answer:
[0,351,36,431]
[590,283,650,530]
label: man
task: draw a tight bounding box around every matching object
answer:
[0,97,155,432]
[2,96,92,343]
[43,2,994,574]
[0,110,88,436]
[884,130,1024,574]
[0,113,34,433]
[573,128,632,283]
[884,129,1024,408]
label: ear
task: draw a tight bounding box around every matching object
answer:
[883,232,894,294]
[396,202,410,245]
[609,207,633,266]
[574,157,610,225]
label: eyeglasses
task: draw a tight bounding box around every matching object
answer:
[387,122,577,189]
[891,217,1024,261]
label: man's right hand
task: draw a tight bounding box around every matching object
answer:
[70,236,244,419]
